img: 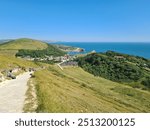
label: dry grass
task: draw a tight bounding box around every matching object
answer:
[0,50,18,56]
[0,38,48,50]
[23,78,38,112]
[34,65,150,113]
[0,54,38,70]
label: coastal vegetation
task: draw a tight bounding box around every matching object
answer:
[52,44,78,51]
[77,51,150,90]
[53,44,84,52]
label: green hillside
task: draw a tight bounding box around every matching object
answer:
[32,66,150,112]
[0,38,66,57]
[77,51,150,90]
[0,38,48,50]
[0,54,39,70]
[16,44,66,58]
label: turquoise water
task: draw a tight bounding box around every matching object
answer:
[54,42,150,59]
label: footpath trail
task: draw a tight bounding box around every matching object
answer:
[0,72,31,113]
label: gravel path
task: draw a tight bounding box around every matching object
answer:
[0,72,31,113]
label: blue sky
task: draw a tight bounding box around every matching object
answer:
[0,0,150,42]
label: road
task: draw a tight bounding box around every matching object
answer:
[0,72,31,113]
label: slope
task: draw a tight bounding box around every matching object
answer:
[34,65,150,113]
[0,54,39,70]
[0,38,48,50]
[77,52,150,90]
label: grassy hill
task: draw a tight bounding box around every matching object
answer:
[0,38,48,50]
[0,54,40,70]
[0,50,18,56]
[33,65,150,112]
[0,39,11,44]
[0,38,66,57]
[16,44,66,58]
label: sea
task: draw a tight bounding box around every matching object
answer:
[53,42,150,59]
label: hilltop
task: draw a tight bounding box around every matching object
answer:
[0,38,66,57]
[0,38,48,50]
[0,39,11,44]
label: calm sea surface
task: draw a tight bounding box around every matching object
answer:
[53,42,150,59]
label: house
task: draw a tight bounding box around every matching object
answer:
[114,56,126,60]
[23,56,35,61]
[60,61,78,66]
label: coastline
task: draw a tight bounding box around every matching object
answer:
[55,42,150,59]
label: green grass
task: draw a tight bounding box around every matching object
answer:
[0,38,48,50]
[0,50,18,56]
[0,54,47,71]
[34,66,150,113]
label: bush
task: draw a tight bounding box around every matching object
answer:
[141,77,150,89]
[16,44,66,58]
[77,53,143,83]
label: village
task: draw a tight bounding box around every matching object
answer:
[0,54,79,82]
[22,54,76,62]
[1,49,97,81]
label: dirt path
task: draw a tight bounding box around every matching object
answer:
[57,61,65,70]
[0,72,31,113]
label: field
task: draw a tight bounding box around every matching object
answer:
[34,65,150,113]
[0,50,18,56]
[0,54,41,70]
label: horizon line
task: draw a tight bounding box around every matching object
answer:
[0,38,150,43]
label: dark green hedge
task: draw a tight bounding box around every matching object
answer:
[16,44,66,58]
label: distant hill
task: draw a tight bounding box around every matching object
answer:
[16,44,66,58]
[0,39,12,44]
[0,38,66,57]
[0,38,48,50]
